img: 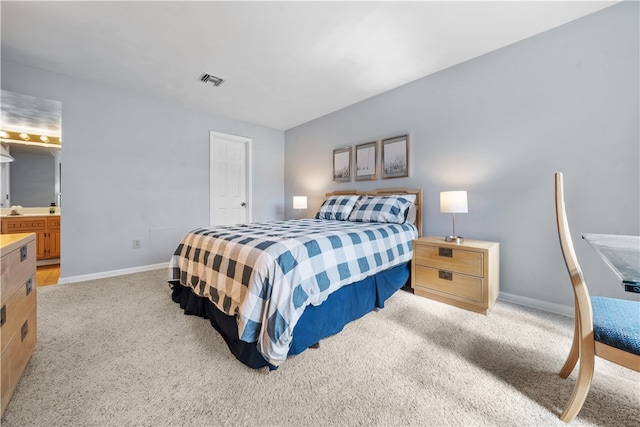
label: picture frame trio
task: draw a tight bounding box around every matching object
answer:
[333,134,409,182]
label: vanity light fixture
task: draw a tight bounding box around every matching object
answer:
[0,130,61,147]
[440,190,468,243]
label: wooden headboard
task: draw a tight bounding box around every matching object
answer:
[324,187,423,236]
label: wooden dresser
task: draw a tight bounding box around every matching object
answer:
[412,236,500,315]
[1,233,37,416]
[1,215,60,259]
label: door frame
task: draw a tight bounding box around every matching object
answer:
[209,131,253,226]
[0,160,10,207]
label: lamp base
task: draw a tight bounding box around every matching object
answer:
[445,235,464,244]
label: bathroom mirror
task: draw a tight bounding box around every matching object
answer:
[1,90,62,208]
[1,144,61,207]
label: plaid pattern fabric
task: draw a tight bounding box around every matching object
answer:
[170,219,417,366]
[348,195,415,224]
[314,195,361,220]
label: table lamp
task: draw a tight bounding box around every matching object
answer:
[293,196,307,218]
[440,191,468,243]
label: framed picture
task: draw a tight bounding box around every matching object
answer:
[382,134,409,179]
[355,141,377,181]
[333,146,352,182]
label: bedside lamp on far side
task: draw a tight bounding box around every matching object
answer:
[293,196,307,219]
[440,191,468,243]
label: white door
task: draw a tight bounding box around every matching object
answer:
[210,131,251,226]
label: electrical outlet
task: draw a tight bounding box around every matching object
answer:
[133,239,142,249]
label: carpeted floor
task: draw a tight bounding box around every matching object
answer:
[1,268,638,426]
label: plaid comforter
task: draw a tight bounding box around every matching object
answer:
[169,219,418,366]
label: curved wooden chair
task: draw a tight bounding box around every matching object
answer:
[555,172,640,423]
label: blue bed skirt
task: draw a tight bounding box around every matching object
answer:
[170,262,410,370]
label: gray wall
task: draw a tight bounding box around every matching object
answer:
[1,60,285,280]
[285,3,639,311]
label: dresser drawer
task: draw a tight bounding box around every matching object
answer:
[414,244,483,277]
[1,275,36,351]
[1,240,36,305]
[1,307,36,411]
[414,265,483,302]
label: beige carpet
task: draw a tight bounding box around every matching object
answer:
[1,269,638,426]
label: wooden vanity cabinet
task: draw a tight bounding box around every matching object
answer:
[1,216,60,260]
[46,216,60,258]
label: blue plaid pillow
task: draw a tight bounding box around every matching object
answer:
[348,195,415,224]
[315,195,361,221]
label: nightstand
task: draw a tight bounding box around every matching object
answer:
[411,236,499,315]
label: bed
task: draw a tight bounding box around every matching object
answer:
[168,188,422,370]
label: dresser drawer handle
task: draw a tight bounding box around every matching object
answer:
[0,305,5,327]
[438,247,452,258]
[26,278,33,295]
[439,270,453,281]
[20,245,28,262]
[21,320,28,342]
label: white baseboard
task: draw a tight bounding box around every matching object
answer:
[37,258,60,267]
[499,291,574,317]
[57,262,169,285]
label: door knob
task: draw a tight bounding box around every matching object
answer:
[241,202,246,207]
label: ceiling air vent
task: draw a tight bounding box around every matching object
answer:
[199,73,225,87]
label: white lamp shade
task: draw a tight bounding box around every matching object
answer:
[440,191,468,213]
[293,196,307,210]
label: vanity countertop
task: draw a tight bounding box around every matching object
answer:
[1,213,60,218]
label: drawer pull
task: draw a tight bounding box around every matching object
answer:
[26,278,33,295]
[21,320,28,341]
[20,244,28,261]
[439,270,453,281]
[0,305,5,327]
[439,247,453,258]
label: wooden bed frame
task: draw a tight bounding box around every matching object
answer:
[325,187,423,236]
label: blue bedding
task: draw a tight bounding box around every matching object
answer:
[169,219,417,366]
[170,262,410,370]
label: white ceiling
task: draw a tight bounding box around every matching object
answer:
[0,1,618,131]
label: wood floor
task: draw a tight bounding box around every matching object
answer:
[36,264,60,287]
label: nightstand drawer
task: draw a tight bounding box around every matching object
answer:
[414,265,483,302]
[414,244,483,277]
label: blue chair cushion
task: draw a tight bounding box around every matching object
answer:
[591,296,640,356]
